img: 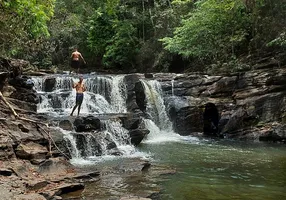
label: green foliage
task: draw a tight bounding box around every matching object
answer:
[1,0,286,72]
[87,9,115,56]
[86,0,142,70]
[47,0,99,66]
[2,0,55,38]
[103,21,139,69]
[161,0,250,61]
[0,0,55,58]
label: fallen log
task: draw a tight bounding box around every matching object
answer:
[0,91,18,117]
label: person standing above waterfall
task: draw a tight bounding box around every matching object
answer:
[70,76,86,116]
[70,48,86,74]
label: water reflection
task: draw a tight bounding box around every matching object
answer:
[65,140,286,200]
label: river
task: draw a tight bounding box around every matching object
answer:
[32,74,286,200]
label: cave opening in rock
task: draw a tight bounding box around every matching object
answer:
[203,103,219,136]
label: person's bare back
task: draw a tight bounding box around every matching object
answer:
[70,77,86,116]
[70,48,86,73]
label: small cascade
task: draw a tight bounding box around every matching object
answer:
[141,80,173,132]
[109,76,127,113]
[140,79,182,143]
[171,79,175,96]
[85,76,112,103]
[32,75,127,116]
[32,76,44,91]
[32,74,140,162]
[61,119,136,161]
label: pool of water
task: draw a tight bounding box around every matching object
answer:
[66,138,286,200]
[142,139,286,200]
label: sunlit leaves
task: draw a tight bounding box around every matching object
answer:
[161,0,250,60]
[3,0,55,37]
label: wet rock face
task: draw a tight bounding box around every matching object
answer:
[59,119,73,131]
[156,68,286,142]
[174,106,204,135]
[73,116,101,132]
[124,74,145,114]
[129,129,150,146]
[135,81,146,112]
[73,133,102,157]
[8,76,34,90]
[43,77,56,92]
[203,103,219,136]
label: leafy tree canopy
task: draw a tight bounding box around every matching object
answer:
[0,0,55,56]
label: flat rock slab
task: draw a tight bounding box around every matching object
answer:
[14,193,46,200]
[15,142,48,160]
[54,183,84,196]
[0,186,15,200]
[70,171,100,180]
[120,197,151,200]
[27,180,49,191]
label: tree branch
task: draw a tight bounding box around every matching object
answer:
[0,91,71,159]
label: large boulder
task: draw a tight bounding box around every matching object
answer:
[15,142,48,160]
[173,106,203,135]
[8,76,34,90]
[124,74,144,112]
[59,119,73,131]
[73,115,101,132]
[129,129,150,146]
[135,81,146,112]
[166,96,204,135]
[43,77,56,92]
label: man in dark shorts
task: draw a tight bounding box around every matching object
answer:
[70,76,86,116]
[71,48,86,73]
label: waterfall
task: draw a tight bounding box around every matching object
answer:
[141,80,173,131]
[32,74,183,163]
[32,75,127,116]
[171,79,175,96]
[140,79,181,143]
[32,74,144,163]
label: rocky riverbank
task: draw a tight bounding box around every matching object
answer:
[154,54,286,143]
[0,58,102,200]
[1,53,286,199]
[0,58,164,200]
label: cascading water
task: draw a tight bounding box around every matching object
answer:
[32,75,141,163]
[171,79,175,96]
[140,79,182,143]
[32,75,128,115]
[32,74,184,163]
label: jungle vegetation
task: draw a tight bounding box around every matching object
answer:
[0,0,285,73]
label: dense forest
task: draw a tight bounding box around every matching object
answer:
[0,0,285,73]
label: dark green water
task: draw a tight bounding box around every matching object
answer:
[71,138,286,200]
[141,139,286,200]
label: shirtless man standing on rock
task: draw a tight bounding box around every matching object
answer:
[70,76,86,116]
[71,48,86,74]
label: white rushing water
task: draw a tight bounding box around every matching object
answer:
[140,79,183,144]
[32,74,194,164]
[32,75,127,115]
